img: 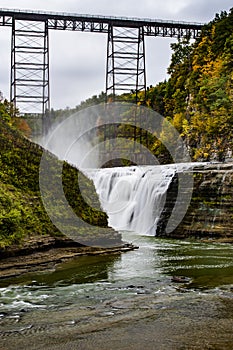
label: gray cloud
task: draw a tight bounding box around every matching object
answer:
[179,0,233,22]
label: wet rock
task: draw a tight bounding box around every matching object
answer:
[171,276,191,284]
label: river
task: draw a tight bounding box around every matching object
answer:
[1,232,233,349]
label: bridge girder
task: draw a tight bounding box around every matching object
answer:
[0,9,203,38]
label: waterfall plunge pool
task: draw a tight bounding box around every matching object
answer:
[1,233,233,349]
[1,233,233,314]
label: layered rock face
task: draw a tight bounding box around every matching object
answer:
[157,163,233,239]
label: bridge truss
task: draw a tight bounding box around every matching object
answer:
[10,19,49,114]
[0,8,203,114]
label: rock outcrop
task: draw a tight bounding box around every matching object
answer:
[157,163,233,239]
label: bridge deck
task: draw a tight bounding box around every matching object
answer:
[0,8,203,38]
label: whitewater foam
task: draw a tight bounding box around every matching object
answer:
[86,163,205,236]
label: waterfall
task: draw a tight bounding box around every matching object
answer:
[36,102,213,238]
[87,165,178,236]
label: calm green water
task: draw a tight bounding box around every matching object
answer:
[1,232,233,319]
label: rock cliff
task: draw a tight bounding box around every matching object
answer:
[157,163,233,239]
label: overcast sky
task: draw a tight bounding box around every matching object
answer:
[0,0,233,110]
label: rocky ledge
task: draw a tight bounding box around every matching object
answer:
[157,162,233,240]
[0,235,137,280]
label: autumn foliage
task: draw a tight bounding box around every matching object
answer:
[144,9,233,161]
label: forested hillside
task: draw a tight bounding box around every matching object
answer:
[144,9,233,161]
[0,100,112,250]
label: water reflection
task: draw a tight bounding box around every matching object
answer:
[2,235,233,291]
[0,254,119,288]
[1,234,233,316]
[154,239,233,289]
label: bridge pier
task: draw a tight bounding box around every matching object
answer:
[106,25,146,103]
[104,25,148,165]
[10,18,50,115]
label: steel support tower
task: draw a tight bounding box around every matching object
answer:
[106,25,146,103]
[10,18,50,115]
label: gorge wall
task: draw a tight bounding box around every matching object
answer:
[157,163,233,240]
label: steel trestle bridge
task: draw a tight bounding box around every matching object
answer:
[0,8,203,115]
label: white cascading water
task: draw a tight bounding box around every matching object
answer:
[87,165,178,236]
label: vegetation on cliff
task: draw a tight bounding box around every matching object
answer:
[0,100,112,250]
[144,9,233,161]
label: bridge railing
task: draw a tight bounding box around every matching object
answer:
[0,8,204,29]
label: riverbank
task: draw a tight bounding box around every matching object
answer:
[1,290,233,350]
[0,235,137,280]
[1,230,233,281]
